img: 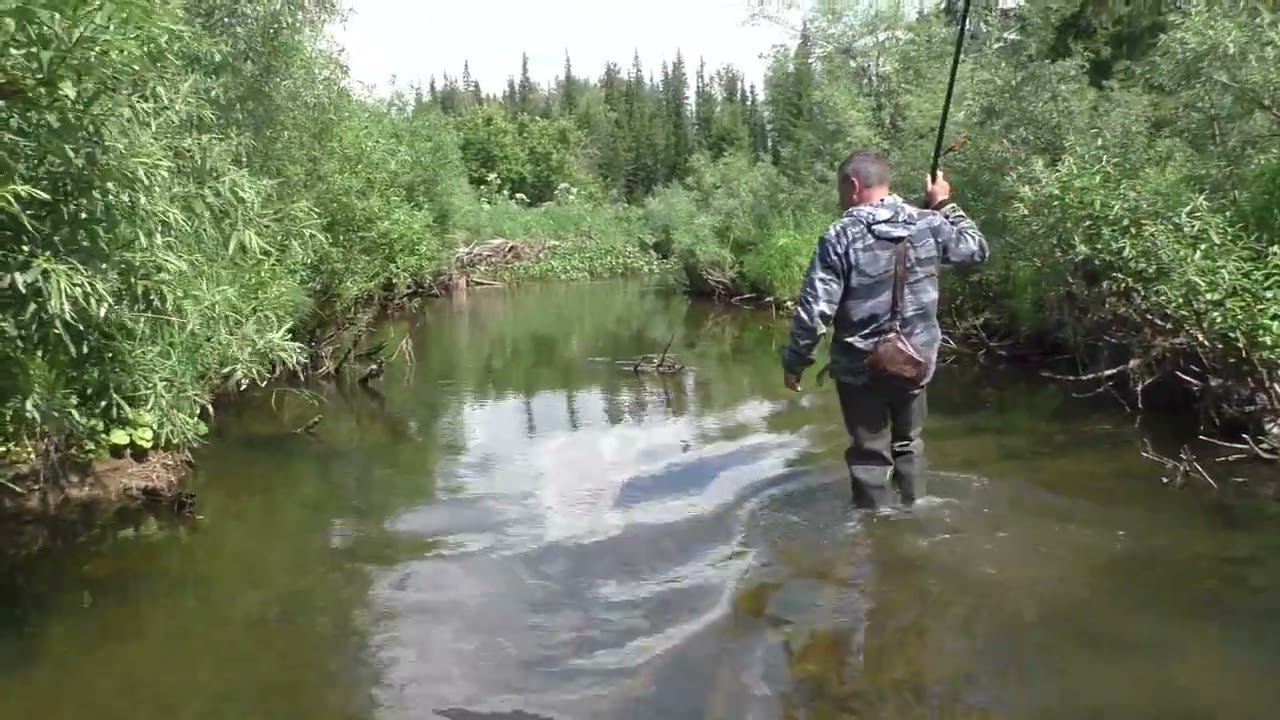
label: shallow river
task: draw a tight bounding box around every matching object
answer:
[3,280,1280,719]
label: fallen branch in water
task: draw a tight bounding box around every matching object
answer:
[633,334,685,374]
[1140,439,1218,489]
[1041,358,1142,382]
[1071,384,1114,399]
[293,415,323,434]
[1,478,28,495]
[1197,433,1280,461]
[390,335,416,375]
[357,358,385,385]
[1185,450,1219,490]
[1243,433,1280,461]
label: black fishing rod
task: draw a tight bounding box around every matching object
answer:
[930,0,973,182]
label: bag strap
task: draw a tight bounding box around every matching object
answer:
[889,240,907,330]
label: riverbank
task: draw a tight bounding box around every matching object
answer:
[0,451,191,558]
[0,225,666,518]
[1,451,190,512]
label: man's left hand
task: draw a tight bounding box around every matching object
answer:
[784,373,802,392]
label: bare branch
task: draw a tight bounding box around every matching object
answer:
[1042,358,1141,382]
[1243,434,1280,461]
[1198,434,1252,451]
[1184,448,1219,490]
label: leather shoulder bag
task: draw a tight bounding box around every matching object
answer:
[866,240,928,386]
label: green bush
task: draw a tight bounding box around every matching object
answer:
[0,0,471,455]
[1008,141,1280,361]
[642,152,793,293]
[455,105,583,205]
[739,214,827,303]
[2,0,315,449]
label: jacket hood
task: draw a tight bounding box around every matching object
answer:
[846,194,913,241]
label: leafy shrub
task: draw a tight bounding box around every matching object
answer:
[739,214,827,303]
[0,0,470,455]
[642,152,791,293]
[455,105,584,204]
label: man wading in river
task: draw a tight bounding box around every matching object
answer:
[782,150,988,510]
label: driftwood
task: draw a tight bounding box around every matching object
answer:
[1140,440,1219,490]
[129,484,198,515]
[357,358,385,385]
[293,415,323,434]
[633,335,685,374]
[1198,433,1280,462]
[434,239,540,295]
[454,238,537,269]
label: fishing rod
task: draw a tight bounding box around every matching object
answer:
[930,0,973,182]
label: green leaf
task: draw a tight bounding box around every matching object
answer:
[131,426,154,443]
[58,78,77,101]
[108,428,131,446]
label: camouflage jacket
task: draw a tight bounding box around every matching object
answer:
[781,194,988,386]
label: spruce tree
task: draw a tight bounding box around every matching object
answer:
[597,61,628,196]
[766,21,819,178]
[694,58,716,152]
[412,83,427,118]
[706,66,749,158]
[667,52,692,181]
[659,60,673,184]
[748,84,769,158]
[503,77,519,115]
[438,74,461,115]
[560,52,579,116]
[517,52,538,116]
[622,53,659,198]
[600,61,624,114]
[461,61,483,110]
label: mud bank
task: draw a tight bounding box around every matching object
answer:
[1,452,192,522]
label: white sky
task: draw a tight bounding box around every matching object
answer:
[331,0,804,95]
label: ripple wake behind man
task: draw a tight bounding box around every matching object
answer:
[782,150,988,510]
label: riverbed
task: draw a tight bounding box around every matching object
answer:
[3,280,1279,719]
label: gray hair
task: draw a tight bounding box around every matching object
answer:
[837,150,891,188]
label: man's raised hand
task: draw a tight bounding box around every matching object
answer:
[925,171,952,210]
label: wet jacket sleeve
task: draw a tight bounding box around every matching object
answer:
[782,231,846,377]
[932,203,988,266]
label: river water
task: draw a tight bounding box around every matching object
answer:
[3,280,1280,719]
